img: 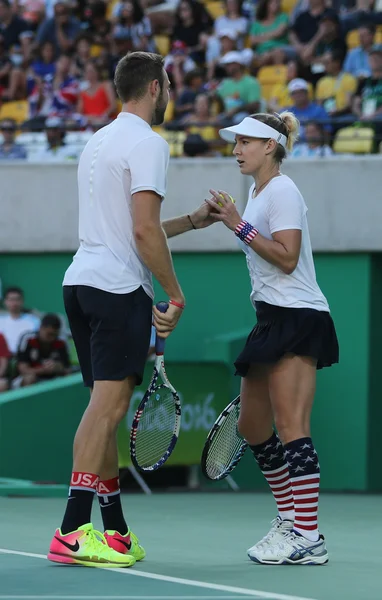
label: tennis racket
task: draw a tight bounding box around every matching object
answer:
[201,395,248,481]
[130,301,181,472]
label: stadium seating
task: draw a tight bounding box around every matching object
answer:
[0,101,29,125]
[333,126,375,154]
[257,65,288,101]
[346,25,382,49]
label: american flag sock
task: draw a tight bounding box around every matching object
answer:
[283,437,320,542]
[250,432,294,521]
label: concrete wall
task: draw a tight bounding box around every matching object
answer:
[0,156,381,253]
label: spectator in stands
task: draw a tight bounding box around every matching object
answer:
[112,0,156,52]
[249,0,290,67]
[30,40,56,78]
[81,0,112,51]
[15,313,71,387]
[21,0,46,32]
[76,60,117,126]
[0,34,12,97]
[215,51,261,124]
[290,120,334,157]
[174,67,205,119]
[172,0,213,64]
[35,0,81,57]
[164,39,197,92]
[284,78,330,138]
[268,57,313,112]
[0,118,27,159]
[316,49,357,117]
[343,22,374,78]
[73,34,91,80]
[183,131,217,155]
[340,0,382,35]
[289,0,343,66]
[29,53,79,121]
[0,286,40,355]
[0,0,32,53]
[206,29,254,79]
[353,44,382,123]
[0,332,10,391]
[214,0,248,48]
[32,115,80,161]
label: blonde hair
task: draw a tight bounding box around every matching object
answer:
[250,111,300,162]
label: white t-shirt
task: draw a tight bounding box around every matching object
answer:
[0,313,40,354]
[239,174,329,311]
[63,113,170,297]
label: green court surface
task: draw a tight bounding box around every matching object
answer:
[0,493,381,600]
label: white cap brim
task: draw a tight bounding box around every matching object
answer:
[219,117,287,148]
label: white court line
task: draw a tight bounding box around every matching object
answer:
[0,548,318,600]
[0,597,260,599]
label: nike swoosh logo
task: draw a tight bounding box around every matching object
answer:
[114,537,132,551]
[102,502,116,508]
[55,536,80,552]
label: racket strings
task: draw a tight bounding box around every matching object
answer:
[134,386,178,468]
[205,403,244,479]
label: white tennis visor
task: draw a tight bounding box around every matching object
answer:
[219,117,287,148]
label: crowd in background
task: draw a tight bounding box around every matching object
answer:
[0,285,72,391]
[0,0,382,158]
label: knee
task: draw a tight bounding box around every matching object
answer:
[22,373,37,386]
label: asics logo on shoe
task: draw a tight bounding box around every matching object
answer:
[54,537,80,552]
[114,538,132,551]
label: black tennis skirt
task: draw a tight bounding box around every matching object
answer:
[234,301,339,377]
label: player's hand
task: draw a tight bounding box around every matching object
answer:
[206,189,242,231]
[152,303,183,339]
[189,201,217,229]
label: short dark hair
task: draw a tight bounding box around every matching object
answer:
[114,51,165,103]
[358,21,376,35]
[41,313,61,330]
[4,286,23,298]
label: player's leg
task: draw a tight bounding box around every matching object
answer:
[249,354,328,565]
[84,285,151,558]
[48,286,137,568]
[239,364,295,558]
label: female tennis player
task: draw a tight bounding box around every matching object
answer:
[206,112,339,566]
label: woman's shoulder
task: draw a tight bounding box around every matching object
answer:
[269,175,305,203]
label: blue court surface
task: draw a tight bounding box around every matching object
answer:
[0,492,381,600]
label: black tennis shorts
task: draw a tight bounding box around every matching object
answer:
[63,285,152,387]
[235,301,339,377]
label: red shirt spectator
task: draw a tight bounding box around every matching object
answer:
[0,332,10,391]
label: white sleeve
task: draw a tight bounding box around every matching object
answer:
[267,185,306,234]
[129,135,170,199]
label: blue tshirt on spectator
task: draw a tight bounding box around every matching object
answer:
[283,103,331,139]
[343,47,371,79]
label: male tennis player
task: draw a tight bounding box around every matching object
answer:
[47,51,215,568]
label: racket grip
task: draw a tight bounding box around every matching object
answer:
[155,302,169,355]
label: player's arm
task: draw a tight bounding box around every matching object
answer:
[162,201,216,238]
[133,191,184,303]
[207,189,303,274]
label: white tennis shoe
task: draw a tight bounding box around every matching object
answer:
[247,516,293,556]
[248,529,329,565]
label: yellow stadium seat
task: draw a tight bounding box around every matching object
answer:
[0,100,29,124]
[333,126,374,154]
[281,0,298,14]
[164,98,175,122]
[154,34,171,57]
[206,0,225,19]
[258,65,287,86]
[257,65,287,101]
[90,44,103,58]
[152,127,186,157]
[347,26,382,49]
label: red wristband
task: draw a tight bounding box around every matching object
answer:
[169,299,185,309]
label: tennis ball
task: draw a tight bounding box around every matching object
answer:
[217,193,235,207]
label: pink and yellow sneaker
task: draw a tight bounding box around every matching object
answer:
[48,523,136,567]
[104,529,146,561]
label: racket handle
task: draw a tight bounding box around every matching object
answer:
[155,301,168,355]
